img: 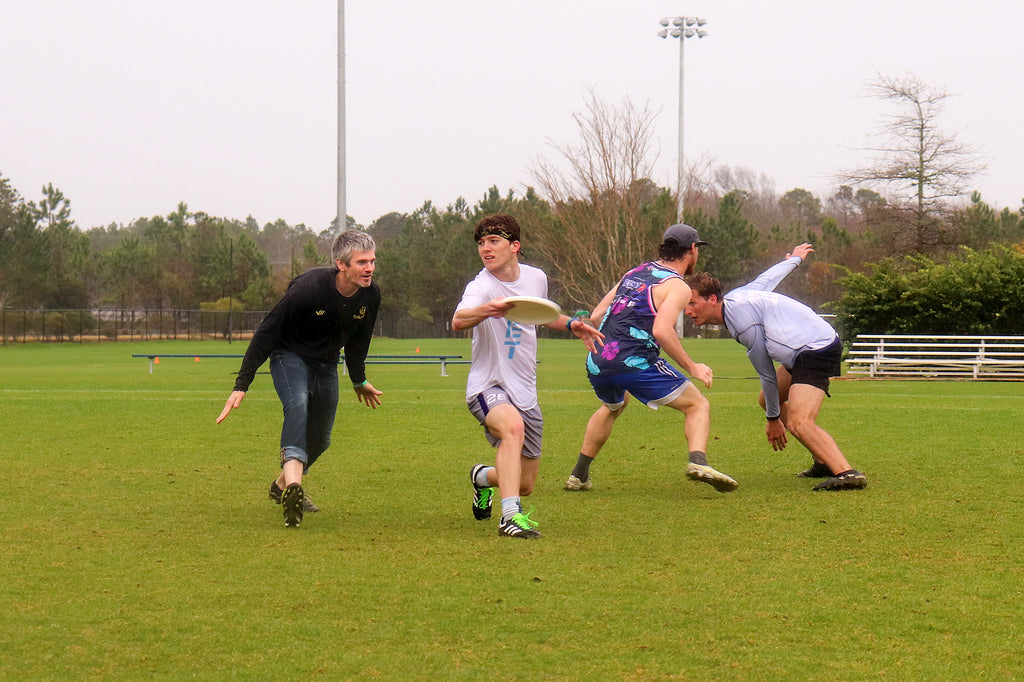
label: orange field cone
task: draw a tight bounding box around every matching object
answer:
[154,357,160,364]
[415,347,420,353]
[195,357,200,362]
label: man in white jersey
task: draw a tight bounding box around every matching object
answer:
[453,213,603,538]
[685,244,867,491]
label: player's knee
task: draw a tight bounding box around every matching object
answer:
[787,415,815,439]
[690,391,710,415]
[519,480,535,496]
[505,419,525,443]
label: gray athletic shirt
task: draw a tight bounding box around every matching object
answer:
[722,256,838,419]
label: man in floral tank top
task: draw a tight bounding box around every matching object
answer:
[563,224,738,494]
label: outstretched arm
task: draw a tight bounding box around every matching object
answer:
[546,315,604,353]
[787,243,814,261]
[745,243,814,292]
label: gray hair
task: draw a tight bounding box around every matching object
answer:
[331,230,376,265]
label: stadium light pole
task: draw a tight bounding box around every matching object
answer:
[658,16,707,224]
[337,0,347,233]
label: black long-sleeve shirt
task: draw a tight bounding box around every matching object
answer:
[232,266,380,392]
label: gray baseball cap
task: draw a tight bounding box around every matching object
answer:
[662,223,708,248]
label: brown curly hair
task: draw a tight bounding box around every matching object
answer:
[685,272,722,299]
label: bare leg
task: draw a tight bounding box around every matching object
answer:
[785,384,853,474]
[564,400,627,490]
[581,403,626,458]
[483,403,526,501]
[762,366,826,474]
[663,382,710,453]
[280,459,303,487]
[665,383,737,492]
[518,456,540,497]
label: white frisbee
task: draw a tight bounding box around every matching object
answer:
[503,296,562,325]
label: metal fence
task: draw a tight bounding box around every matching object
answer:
[0,308,738,344]
[0,308,467,344]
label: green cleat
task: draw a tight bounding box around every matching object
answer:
[498,510,542,539]
[470,464,494,520]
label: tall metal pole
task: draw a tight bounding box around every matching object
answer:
[659,17,707,225]
[676,36,686,224]
[227,238,233,343]
[337,0,347,233]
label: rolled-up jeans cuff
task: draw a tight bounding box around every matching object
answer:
[280,446,308,467]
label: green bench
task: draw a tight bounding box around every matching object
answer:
[132,353,467,377]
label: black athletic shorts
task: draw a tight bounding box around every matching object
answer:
[788,337,842,395]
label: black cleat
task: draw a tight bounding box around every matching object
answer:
[282,483,305,527]
[796,462,833,478]
[270,480,320,512]
[498,511,542,539]
[813,470,867,491]
[470,464,494,520]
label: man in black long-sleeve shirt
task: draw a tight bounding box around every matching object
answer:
[217,230,383,527]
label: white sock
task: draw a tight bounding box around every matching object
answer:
[500,496,521,522]
[474,466,494,488]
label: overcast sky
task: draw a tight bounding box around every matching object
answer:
[3,1,1021,232]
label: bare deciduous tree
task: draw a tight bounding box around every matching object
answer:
[711,163,778,229]
[840,72,986,251]
[529,90,674,307]
[680,152,720,215]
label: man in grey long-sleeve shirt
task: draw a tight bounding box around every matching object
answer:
[685,244,866,491]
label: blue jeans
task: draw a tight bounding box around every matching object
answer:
[269,349,339,472]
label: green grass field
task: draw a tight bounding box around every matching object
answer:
[2,338,1023,680]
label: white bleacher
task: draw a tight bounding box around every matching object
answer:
[846,335,1024,379]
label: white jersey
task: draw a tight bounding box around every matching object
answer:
[456,263,548,410]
